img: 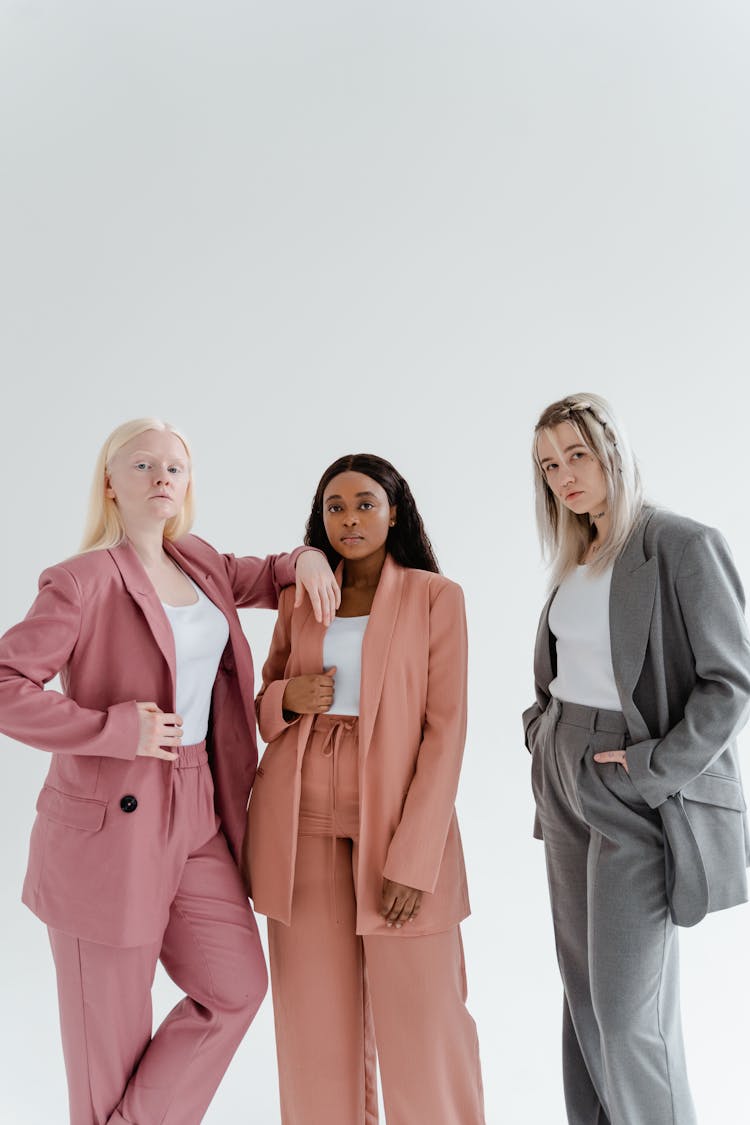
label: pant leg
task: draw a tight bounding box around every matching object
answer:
[363,925,485,1125]
[267,832,378,1125]
[532,707,611,1125]
[111,829,267,1125]
[581,750,697,1125]
[48,928,161,1125]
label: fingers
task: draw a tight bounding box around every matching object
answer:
[380,880,422,928]
[593,750,629,772]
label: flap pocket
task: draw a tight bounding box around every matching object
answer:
[680,772,747,812]
[36,785,107,831]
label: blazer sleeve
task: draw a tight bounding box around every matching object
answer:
[0,565,139,759]
[255,587,302,744]
[221,545,323,610]
[383,581,468,894]
[627,528,750,807]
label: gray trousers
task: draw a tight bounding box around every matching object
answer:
[530,698,697,1125]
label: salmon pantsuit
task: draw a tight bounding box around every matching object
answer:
[245,556,485,1124]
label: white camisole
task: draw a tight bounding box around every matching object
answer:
[162,577,230,744]
[548,564,621,711]
[322,615,369,716]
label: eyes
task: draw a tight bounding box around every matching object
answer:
[134,461,184,474]
[543,451,587,475]
[326,502,375,513]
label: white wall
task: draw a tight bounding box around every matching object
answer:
[1,2,748,1121]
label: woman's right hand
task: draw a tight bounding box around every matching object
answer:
[136,702,183,760]
[282,669,337,715]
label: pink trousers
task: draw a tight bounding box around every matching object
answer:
[267,716,485,1125]
[48,742,267,1125]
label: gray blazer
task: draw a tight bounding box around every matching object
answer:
[524,505,750,926]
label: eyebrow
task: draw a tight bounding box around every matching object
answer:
[324,491,379,501]
[539,443,587,466]
[130,450,188,464]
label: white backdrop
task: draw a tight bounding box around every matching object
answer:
[1,2,749,1122]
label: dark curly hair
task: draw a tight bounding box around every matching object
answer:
[304,454,440,573]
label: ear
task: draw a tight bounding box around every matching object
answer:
[104,475,116,500]
[389,505,397,528]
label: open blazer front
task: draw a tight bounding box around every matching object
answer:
[246,554,471,935]
[523,505,750,926]
[0,536,302,947]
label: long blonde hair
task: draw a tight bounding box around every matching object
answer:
[533,393,643,587]
[80,418,194,552]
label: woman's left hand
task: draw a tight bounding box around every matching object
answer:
[380,878,423,928]
[294,550,340,626]
[593,749,629,772]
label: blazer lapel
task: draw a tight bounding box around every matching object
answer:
[360,556,404,757]
[610,508,658,709]
[109,541,177,704]
[534,588,557,692]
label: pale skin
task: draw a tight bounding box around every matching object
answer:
[281,470,423,927]
[105,428,340,761]
[537,422,628,774]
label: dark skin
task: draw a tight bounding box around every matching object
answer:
[282,471,423,928]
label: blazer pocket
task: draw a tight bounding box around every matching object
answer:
[36,785,108,831]
[680,772,747,812]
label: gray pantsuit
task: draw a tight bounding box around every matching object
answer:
[524,507,750,1124]
[531,699,694,1125]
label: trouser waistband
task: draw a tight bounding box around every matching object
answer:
[549,698,629,735]
[174,740,208,769]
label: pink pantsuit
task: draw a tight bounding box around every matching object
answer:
[245,556,485,1124]
[0,536,303,1124]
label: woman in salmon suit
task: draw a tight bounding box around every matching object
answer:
[244,453,485,1124]
[0,418,338,1125]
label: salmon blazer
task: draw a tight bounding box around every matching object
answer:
[245,555,471,935]
[0,536,303,947]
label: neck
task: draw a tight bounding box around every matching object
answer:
[124,523,169,569]
[342,546,387,589]
[589,507,610,549]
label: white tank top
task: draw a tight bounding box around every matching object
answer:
[548,564,622,711]
[162,577,230,744]
[322,615,369,716]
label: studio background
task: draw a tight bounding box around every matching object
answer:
[1,2,748,1121]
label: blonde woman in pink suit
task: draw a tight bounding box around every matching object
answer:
[244,453,485,1125]
[0,418,339,1125]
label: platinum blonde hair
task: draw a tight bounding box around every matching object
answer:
[533,393,643,587]
[80,418,194,552]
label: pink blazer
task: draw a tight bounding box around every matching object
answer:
[244,554,471,935]
[0,536,302,947]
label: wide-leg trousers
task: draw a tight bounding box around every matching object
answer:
[267,714,485,1125]
[530,698,697,1125]
[48,742,268,1125]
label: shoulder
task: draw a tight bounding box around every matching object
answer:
[643,506,727,555]
[171,532,220,565]
[39,549,117,592]
[400,566,464,606]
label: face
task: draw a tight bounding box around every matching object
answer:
[322,471,397,562]
[536,422,608,517]
[105,429,191,533]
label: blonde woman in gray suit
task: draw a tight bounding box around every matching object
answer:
[524,393,750,1125]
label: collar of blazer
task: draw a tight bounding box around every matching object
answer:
[291,552,406,758]
[536,506,658,735]
[107,537,231,710]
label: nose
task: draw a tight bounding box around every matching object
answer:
[342,511,359,527]
[153,468,172,487]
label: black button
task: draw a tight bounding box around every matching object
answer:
[120,795,138,813]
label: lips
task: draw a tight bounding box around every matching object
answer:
[564,491,583,501]
[341,535,364,543]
